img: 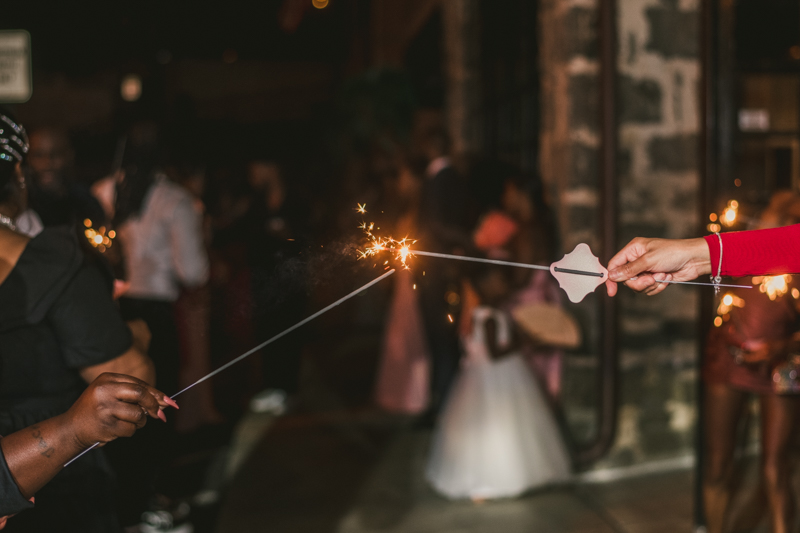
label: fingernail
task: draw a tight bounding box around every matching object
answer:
[157,409,167,422]
[609,269,622,281]
[629,276,638,281]
[165,397,180,409]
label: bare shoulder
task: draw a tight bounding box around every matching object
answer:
[0,227,31,285]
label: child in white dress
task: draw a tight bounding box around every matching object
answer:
[425,265,571,500]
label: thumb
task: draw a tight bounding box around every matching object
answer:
[609,255,651,282]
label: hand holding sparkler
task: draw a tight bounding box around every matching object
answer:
[605,237,715,296]
[356,204,750,302]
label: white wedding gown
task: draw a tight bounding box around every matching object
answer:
[426,306,571,500]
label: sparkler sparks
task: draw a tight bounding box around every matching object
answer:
[353,203,752,291]
[356,206,416,268]
[753,274,791,300]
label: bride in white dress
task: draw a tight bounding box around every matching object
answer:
[425,266,571,500]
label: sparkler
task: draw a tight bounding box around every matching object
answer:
[354,203,750,290]
[64,269,397,467]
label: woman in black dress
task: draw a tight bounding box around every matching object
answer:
[0,113,155,532]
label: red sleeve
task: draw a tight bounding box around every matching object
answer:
[704,224,800,277]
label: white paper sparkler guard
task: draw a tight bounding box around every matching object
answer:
[549,243,608,303]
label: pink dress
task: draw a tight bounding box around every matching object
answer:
[374,269,431,414]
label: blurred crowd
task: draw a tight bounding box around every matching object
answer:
[4,103,800,533]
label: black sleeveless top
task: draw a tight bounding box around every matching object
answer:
[0,227,132,431]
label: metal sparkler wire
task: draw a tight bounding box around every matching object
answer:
[653,279,751,289]
[410,250,750,288]
[64,269,397,467]
[411,250,552,271]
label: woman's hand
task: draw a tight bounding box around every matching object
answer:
[66,373,178,449]
[0,374,178,505]
[605,237,711,296]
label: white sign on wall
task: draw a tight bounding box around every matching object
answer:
[0,30,31,103]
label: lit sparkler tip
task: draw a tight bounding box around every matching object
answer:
[355,203,367,214]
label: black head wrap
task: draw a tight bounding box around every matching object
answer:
[0,113,28,204]
[0,114,29,164]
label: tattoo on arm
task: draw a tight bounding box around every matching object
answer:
[30,425,55,458]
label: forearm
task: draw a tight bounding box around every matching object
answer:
[706,224,800,277]
[0,415,83,498]
[80,348,156,386]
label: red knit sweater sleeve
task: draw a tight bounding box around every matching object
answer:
[704,224,800,277]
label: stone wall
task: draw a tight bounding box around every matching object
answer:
[539,0,702,469]
[603,0,701,467]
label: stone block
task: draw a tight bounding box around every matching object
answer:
[569,144,599,188]
[563,7,598,59]
[617,148,632,178]
[662,320,697,341]
[569,74,599,130]
[618,75,662,124]
[645,5,699,58]
[671,188,698,215]
[567,205,598,234]
[648,135,698,172]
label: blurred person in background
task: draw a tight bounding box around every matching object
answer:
[374,150,431,415]
[169,160,223,432]
[415,127,473,422]
[425,263,570,501]
[25,127,106,229]
[204,167,257,417]
[498,173,563,401]
[241,159,308,415]
[0,113,156,532]
[110,121,209,531]
[702,191,800,533]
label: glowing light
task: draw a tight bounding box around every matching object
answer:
[312,0,329,8]
[709,213,717,222]
[707,223,721,233]
[759,275,791,300]
[413,284,417,290]
[82,222,114,253]
[355,203,416,269]
[447,314,454,323]
[734,179,742,187]
[714,316,723,327]
[121,74,142,102]
[719,200,739,228]
[716,292,745,318]
[722,207,736,225]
